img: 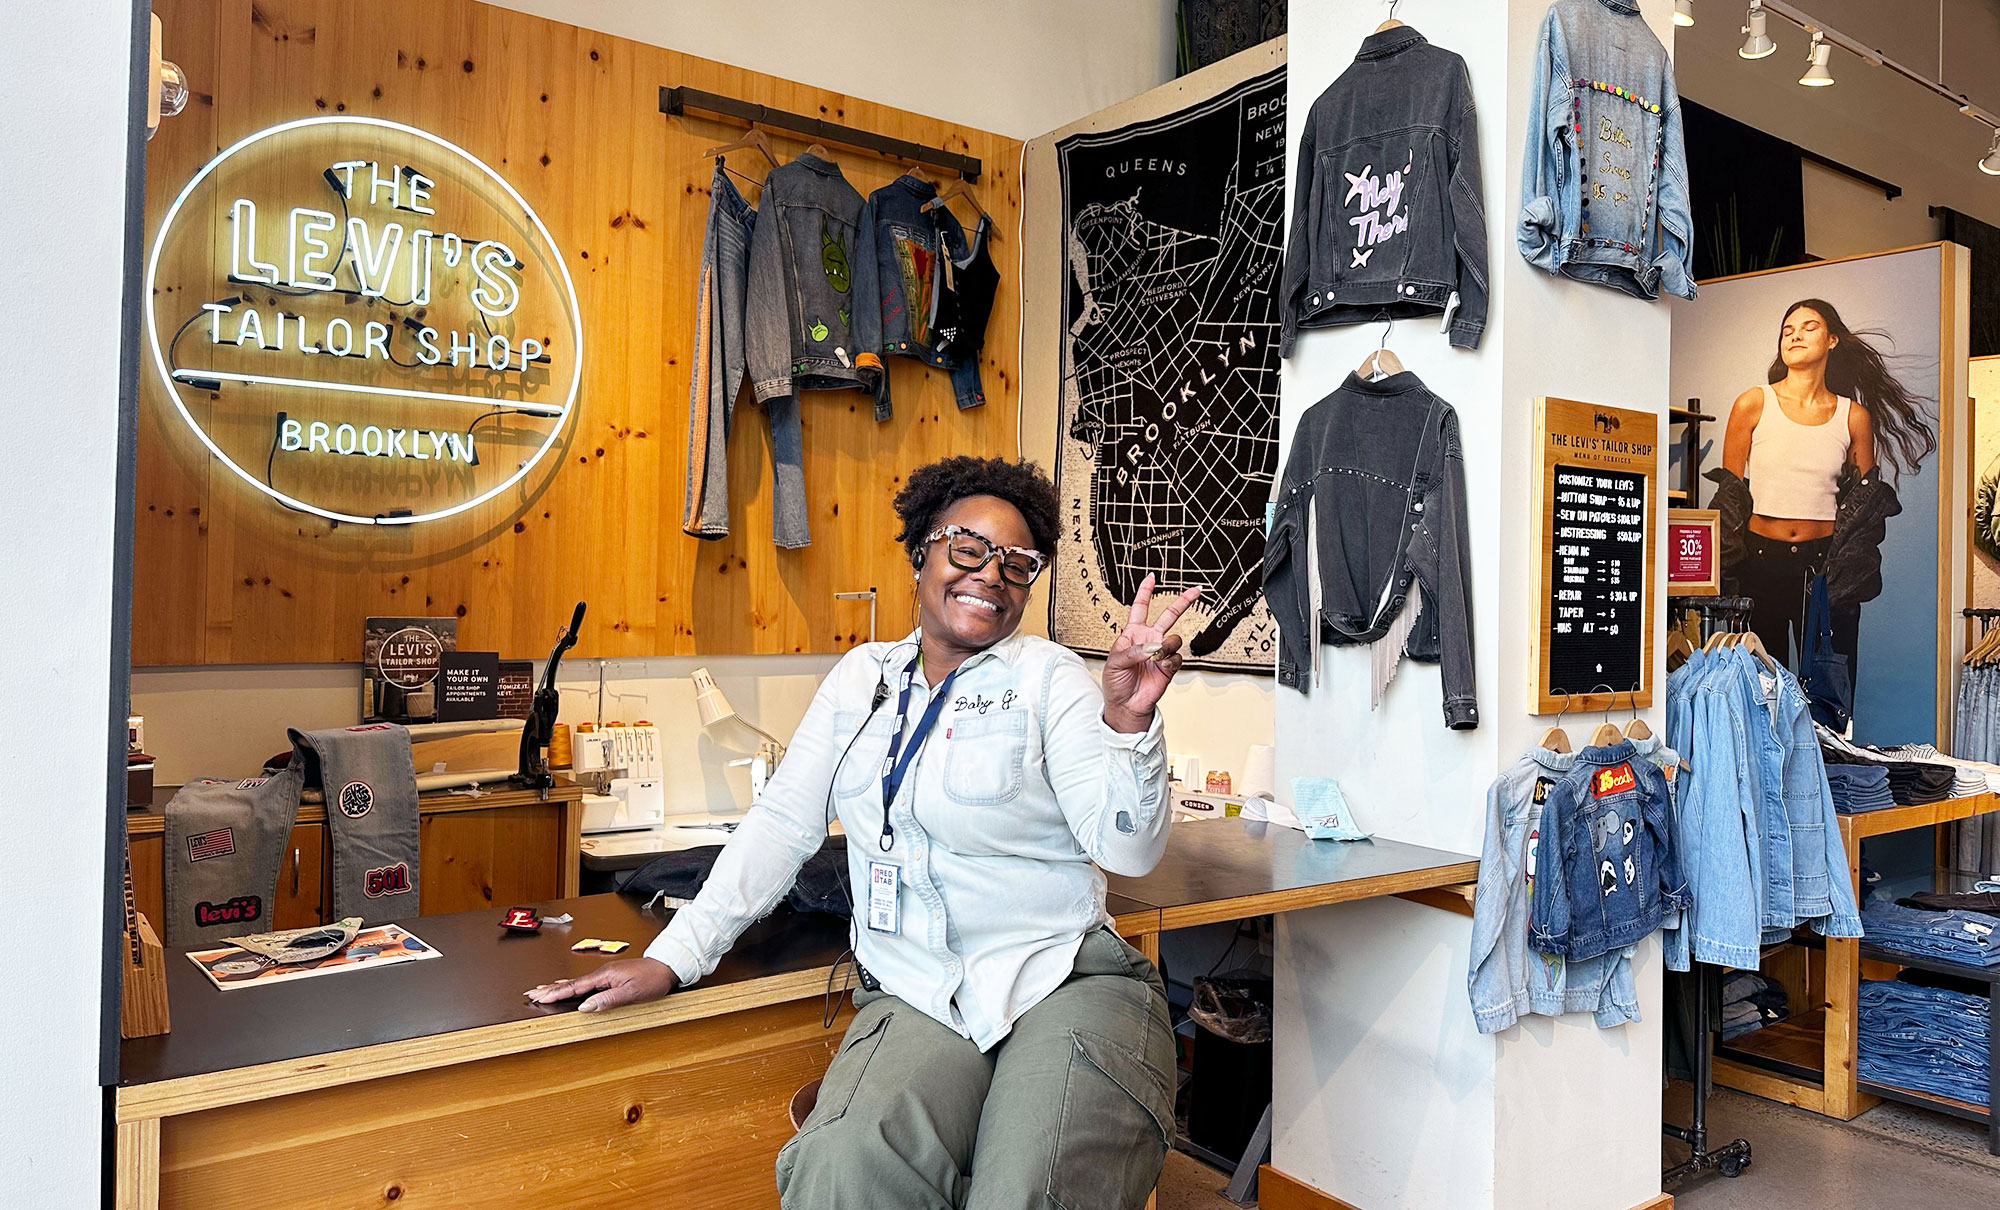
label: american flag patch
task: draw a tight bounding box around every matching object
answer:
[187,828,236,862]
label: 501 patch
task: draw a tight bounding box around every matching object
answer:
[364,862,411,898]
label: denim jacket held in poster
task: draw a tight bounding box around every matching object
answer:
[1262,371,1477,729]
[746,154,884,411]
[1529,740,1687,962]
[1280,25,1489,354]
[1518,0,1695,301]
[853,175,991,417]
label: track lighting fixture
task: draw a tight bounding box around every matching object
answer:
[1798,32,1833,87]
[1674,0,1694,28]
[1981,129,2000,176]
[1739,1,1776,59]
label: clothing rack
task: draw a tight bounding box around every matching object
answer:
[1964,607,2000,637]
[1661,595,1756,1186]
[659,86,983,181]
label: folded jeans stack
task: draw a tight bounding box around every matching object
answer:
[1719,969,1790,1040]
[1824,763,1895,814]
[1817,726,1963,805]
[1857,979,1991,1107]
[1901,891,2000,915]
[1859,902,2000,967]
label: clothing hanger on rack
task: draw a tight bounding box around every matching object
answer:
[927,177,997,236]
[1539,690,1573,754]
[703,127,780,169]
[1589,685,1624,748]
[1665,628,1694,672]
[1357,319,1404,380]
[1376,0,1406,32]
[1739,630,1778,672]
[803,141,833,160]
[1623,683,1653,741]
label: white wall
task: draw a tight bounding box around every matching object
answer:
[0,0,136,1202]
[1273,4,1673,1209]
[480,0,1177,141]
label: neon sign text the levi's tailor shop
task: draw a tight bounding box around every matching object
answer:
[143,116,584,526]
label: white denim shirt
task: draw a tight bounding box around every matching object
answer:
[645,629,1170,1051]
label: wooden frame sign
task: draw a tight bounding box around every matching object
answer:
[1666,507,1721,596]
[1531,397,1659,714]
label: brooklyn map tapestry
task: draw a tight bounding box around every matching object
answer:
[1052,64,1284,672]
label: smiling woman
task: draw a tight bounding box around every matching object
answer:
[528,454,1202,1210]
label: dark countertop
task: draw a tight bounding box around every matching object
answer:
[120,894,850,1088]
[1105,817,1476,920]
[123,819,1477,1090]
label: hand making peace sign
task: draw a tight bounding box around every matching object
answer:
[1100,573,1203,733]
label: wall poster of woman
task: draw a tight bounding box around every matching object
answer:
[1669,243,1969,746]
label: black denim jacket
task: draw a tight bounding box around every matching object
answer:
[1263,371,1478,729]
[1705,466,1902,609]
[1279,26,1489,355]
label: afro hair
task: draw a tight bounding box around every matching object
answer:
[892,456,1060,568]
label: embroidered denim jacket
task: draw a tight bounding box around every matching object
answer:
[746,154,884,411]
[1518,0,1695,300]
[1530,740,1687,962]
[1280,25,1489,353]
[852,175,991,417]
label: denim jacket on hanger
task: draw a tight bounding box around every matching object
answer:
[853,175,990,417]
[1518,0,1695,300]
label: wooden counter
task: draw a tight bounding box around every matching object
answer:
[126,780,586,933]
[116,820,1478,1210]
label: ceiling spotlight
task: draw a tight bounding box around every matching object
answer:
[1674,0,1694,27]
[1740,1,1776,59]
[1799,33,1834,86]
[1981,129,2000,176]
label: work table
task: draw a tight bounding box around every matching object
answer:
[115,818,1476,1210]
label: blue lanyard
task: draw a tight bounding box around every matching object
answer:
[878,661,957,851]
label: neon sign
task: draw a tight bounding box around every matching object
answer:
[143,116,584,525]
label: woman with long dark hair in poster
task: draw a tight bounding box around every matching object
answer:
[1709,298,1936,720]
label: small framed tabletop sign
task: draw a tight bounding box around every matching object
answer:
[1530,397,1659,715]
[1666,508,1721,597]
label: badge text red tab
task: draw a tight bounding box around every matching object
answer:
[1592,763,1637,797]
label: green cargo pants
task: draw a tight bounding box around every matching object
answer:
[776,926,1175,1210]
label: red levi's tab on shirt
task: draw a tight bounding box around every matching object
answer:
[1592,763,1638,797]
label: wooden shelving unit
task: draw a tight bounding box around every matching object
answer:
[1712,792,2000,1144]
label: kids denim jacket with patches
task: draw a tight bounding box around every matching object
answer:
[1518,0,1695,301]
[1530,739,1687,962]
[1278,25,1489,354]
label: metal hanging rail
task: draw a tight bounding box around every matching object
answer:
[659,86,982,182]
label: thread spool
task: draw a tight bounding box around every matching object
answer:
[549,723,573,769]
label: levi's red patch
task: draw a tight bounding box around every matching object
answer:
[1592,763,1637,797]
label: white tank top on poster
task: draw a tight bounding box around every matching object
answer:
[1743,383,1852,521]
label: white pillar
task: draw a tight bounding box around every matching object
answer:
[1273,4,1675,1208]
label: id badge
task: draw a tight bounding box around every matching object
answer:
[867,861,901,935]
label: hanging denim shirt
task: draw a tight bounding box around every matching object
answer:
[1530,739,1686,962]
[1768,664,1864,938]
[1469,746,1639,1033]
[1518,0,1695,301]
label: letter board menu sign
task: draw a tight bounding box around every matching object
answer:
[1530,398,1658,714]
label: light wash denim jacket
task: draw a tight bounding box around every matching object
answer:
[1663,648,1862,970]
[1529,739,1687,961]
[645,629,1169,1052]
[1469,745,1640,1033]
[1518,0,1695,300]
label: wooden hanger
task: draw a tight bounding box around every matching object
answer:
[1588,687,1623,747]
[928,176,996,234]
[803,142,832,160]
[1702,628,1730,653]
[702,127,779,169]
[1376,0,1406,32]
[1739,631,1779,672]
[1357,320,1404,380]
[1539,691,1573,754]
[1665,628,1694,672]
[1967,624,2000,666]
[1623,686,1652,740]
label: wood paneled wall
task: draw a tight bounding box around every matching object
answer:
[138,0,1021,664]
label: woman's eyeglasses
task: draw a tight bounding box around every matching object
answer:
[925,525,1047,588]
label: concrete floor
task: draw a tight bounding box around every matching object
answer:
[1159,1085,2000,1209]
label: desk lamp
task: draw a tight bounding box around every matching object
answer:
[692,668,785,799]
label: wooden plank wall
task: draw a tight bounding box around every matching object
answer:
[139,0,1022,664]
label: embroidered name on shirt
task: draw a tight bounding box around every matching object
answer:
[1592,763,1637,797]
